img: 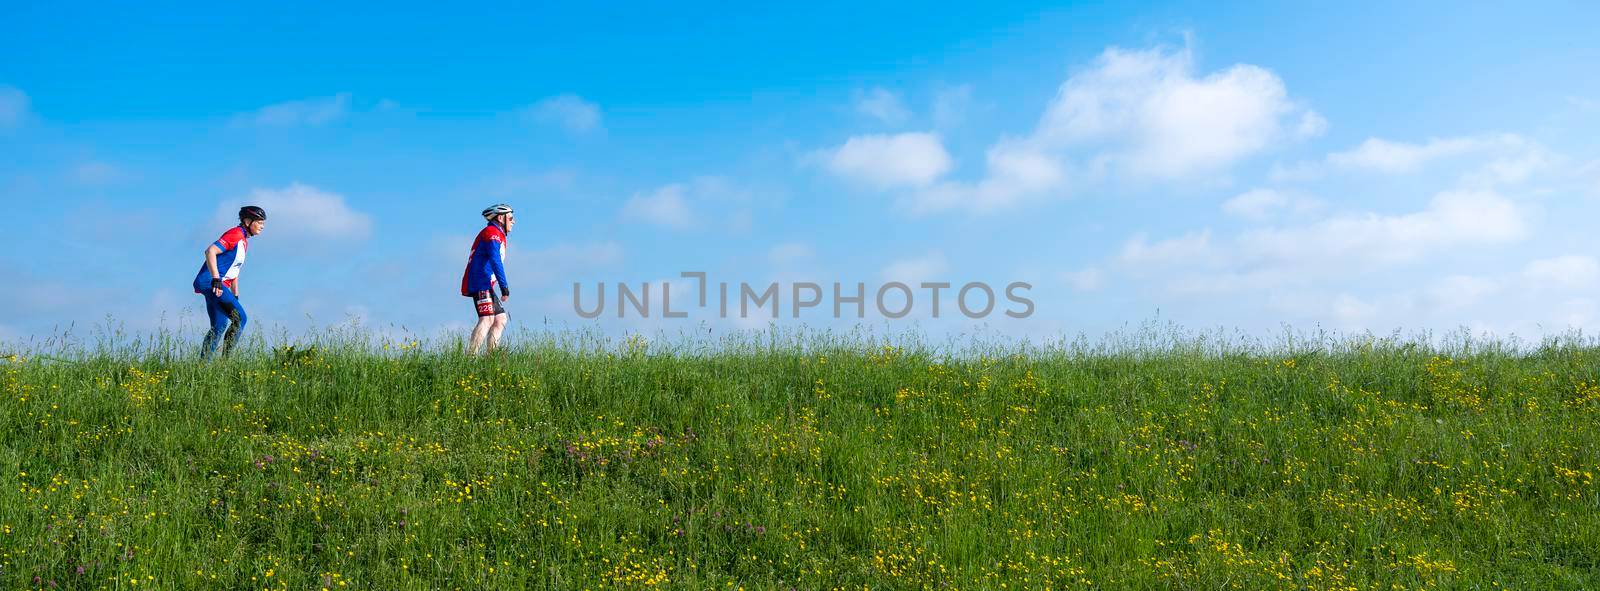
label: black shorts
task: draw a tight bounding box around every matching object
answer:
[471,290,505,317]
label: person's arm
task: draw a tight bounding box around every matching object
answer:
[489,238,510,299]
[205,244,224,297]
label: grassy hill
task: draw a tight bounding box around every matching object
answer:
[2,332,1598,589]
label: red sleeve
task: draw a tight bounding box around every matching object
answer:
[215,227,244,251]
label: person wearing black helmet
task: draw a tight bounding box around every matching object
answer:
[461,203,514,354]
[192,206,267,357]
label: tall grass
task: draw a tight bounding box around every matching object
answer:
[2,325,1598,589]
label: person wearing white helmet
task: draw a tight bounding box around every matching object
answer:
[460,204,515,354]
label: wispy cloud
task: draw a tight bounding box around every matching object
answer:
[1221,188,1322,222]
[1523,255,1600,291]
[910,139,1065,213]
[854,88,910,125]
[1232,189,1525,269]
[235,93,351,127]
[1062,268,1104,292]
[1119,231,1217,267]
[619,177,772,233]
[621,184,695,229]
[523,94,602,135]
[1328,136,1501,173]
[818,132,952,189]
[1273,134,1536,181]
[211,183,374,248]
[1119,188,1528,295]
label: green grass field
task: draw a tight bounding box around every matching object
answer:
[2,329,1599,590]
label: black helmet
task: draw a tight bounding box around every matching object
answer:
[239,206,267,222]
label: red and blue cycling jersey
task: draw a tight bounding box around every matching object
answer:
[460,222,510,296]
[193,226,249,294]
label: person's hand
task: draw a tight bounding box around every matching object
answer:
[212,279,225,298]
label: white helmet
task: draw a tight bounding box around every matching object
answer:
[481,203,514,219]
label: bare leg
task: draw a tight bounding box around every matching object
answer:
[469,316,495,355]
[487,313,509,351]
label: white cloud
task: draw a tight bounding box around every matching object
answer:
[1032,44,1316,179]
[619,177,770,233]
[1221,189,1284,221]
[1267,272,1595,337]
[910,140,1066,213]
[855,88,910,125]
[1331,293,1380,327]
[237,93,351,127]
[880,252,949,284]
[1377,289,1584,336]
[1295,111,1328,139]
[0,86,28,129]
[1469,141,1555,186]
[1266,161,1323,183]
[211,183,373,245]
[900,43,1317,213]
[1063,268,1104,292]
[622,184,695,229]
[1523,255,1600,291]
[1119,231,1216,267]
[524,94,602,135]
[1552,298,1598,329]
[1090,131,1599,337]
[1124,204,1600,334]
[1425,275,1501,311]
[1277,134,1542,182]
[1234,189,1526,268]
[1221,188,1322,221]
[822,132,953,189]
[1115,188,1530,298]
[683,175,758,203]
[1327,136,1497,173]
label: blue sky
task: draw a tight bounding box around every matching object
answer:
[3,1,1599,345]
